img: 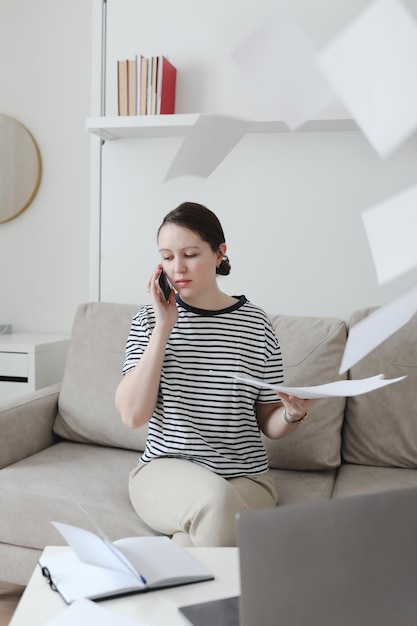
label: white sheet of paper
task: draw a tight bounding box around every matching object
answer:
[362,183,417,285]
[339,284,417,373]
[318,0,417,158]
[230,373,406,399]
[44,598,147,626]
[231,12,336,130]
[163,114,253,181]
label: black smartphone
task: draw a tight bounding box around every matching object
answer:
[157,269,173,301]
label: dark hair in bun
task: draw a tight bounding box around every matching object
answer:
[158,202,231,276]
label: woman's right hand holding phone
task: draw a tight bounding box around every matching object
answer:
[147,265,178,332]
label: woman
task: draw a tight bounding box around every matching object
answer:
[115,201,316,546]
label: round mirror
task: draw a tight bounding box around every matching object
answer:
[0,114,42,224]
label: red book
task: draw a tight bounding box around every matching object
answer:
[156,56,177,114]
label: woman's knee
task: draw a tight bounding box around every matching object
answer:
[188,479,247,546]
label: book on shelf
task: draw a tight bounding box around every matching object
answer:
[117,59,128,116]
[117,54,177,116]
[140,55,148,115]
[136,54,144,116]
[151,55,158,115]
[38,520,213,604]
[146,57,153,115]
[157,55,177,114]
[127,58,137,116]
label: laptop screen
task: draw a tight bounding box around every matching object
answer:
[237,487,417,626]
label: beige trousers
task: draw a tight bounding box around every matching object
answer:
[129,457,278,547]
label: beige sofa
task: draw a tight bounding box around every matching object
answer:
[1,302,416,586]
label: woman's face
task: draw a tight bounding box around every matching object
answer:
[158,223,225,305]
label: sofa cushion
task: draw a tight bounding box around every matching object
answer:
[342,307,417,468]
[269,468,336,505]
[263,314,347,470]
[0,442,157,551]
[54,302,149,451]
[333,464,417,498]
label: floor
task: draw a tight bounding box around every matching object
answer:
[0,583,24,626]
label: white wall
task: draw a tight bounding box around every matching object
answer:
[100,131,417,320]
[0,0,92,333]
[98,0,417,320]
[0,0,416,334]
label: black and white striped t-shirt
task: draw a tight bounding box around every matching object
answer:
[122,294,283,478]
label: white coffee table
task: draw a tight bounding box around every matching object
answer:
[10,546,240,626]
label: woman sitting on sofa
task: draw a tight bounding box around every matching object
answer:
[115,201,316,547]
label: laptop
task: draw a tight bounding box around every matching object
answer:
[180,486,417,626]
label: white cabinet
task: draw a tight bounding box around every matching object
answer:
[0,334,69,404]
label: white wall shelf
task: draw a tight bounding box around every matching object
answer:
[86,114,357,141]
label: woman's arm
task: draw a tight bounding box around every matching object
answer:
[256,393,317,439]
[115,266,177,429]
[115,324,171,428]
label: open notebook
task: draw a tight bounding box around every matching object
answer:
[39,521,213,604]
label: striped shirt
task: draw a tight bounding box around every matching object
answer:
[122,294,283,478]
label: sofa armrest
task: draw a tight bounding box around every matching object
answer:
[0,383,61,469]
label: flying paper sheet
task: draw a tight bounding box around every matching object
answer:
[228,373,406,399]
[231,12,336,130]
[362,183,417,285]
[164,114,253,181]
[318,0,417,158]
[339,284,417,374]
